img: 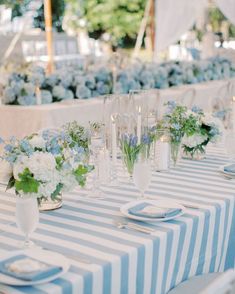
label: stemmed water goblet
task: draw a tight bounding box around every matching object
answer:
[15,197,39,248]
[133,147,152,199]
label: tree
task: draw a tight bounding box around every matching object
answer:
[66,0,147,47]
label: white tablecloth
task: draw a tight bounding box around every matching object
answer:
[0,146,235,294]
[0,79,235,139]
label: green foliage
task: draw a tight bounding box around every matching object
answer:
[73,164,94,187]
[66,0,146,46]
[209,7,235,38]
[0,0,31,19]
[33,0,65,32]
[15,168,39,194]
[51,183,63,200]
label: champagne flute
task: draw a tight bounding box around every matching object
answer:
[16,197,39,248]
[133,151,152,199]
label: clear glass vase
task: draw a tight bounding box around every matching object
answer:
[182,149,206,161]
[170,140,182,167]
[38,195,62,211]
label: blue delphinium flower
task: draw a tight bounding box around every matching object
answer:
[76,85,91,99]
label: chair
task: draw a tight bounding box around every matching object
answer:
[168,270,235,294]
[180,88,196,109]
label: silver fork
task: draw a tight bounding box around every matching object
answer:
[113,220,154,234]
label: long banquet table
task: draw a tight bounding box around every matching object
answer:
[0,78,235,140]
[0,146,235,294]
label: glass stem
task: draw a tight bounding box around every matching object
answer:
[24,234,30,247]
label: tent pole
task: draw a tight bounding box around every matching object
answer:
[150,0,155,60]
[44,0,54,74]
[132,0,152,59]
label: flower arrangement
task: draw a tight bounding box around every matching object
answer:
[0,125,93,205]
[182,108,222,159]
[120,133,153,176]
[157,101,223,161]
[1,57,234,105]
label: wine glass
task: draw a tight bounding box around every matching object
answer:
[225,131,235,162]
[133,151,152,199]
[15,197,39,248]
[87,126,106,199]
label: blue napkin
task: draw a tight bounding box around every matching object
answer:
[128,202,182,218]
[224,164,235,174]
[0,254,62,281]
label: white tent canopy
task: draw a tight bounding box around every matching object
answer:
[155,0,235,54]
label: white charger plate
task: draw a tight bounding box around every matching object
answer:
[120,199,185,222]
[0,249,70,286]
[219,165,235,177]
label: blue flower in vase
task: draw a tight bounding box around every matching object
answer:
[129,135,138,147]
[141,134,151,145]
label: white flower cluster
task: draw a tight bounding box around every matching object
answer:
[182,134,207,148]
[13,152,59,198]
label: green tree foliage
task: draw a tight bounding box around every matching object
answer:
[67,0,147,47]
[209,7,235,38]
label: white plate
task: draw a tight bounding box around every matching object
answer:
[120,199,185,222]
[219,165,235,177]
[0,249,70,286]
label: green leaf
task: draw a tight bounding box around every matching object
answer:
[74,164,94,187]
[15,168,39,194]
[51,183,63,201]
[6,176,15,191]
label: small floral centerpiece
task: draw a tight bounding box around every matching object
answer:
[120,133,153,179]
[158,101,187,165]
[0,125,93,210]
[182,106,222,159]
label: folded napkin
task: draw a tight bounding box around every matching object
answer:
[224,164,235,174]
[128,202,182,219]
[0,254,62,281]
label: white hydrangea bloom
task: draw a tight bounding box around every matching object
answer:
[182,134,208,148]
[28,136,46,150]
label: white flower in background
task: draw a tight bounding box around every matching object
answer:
[182,134,208,148]
[28,135,46,150]
[0,159,13,183]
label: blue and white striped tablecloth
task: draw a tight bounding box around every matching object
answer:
[0,146,235,294]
